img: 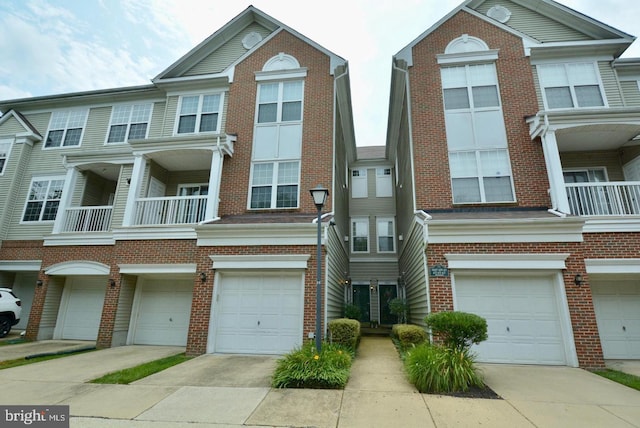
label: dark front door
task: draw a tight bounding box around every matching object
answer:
[352,284,370,322]
[379,284,398,325]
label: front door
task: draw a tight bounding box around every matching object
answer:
[352,284,370,322]
[379,284,398,325]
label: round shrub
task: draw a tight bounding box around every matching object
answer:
[404,343,484,393]
[392,324,427,349]
[343,304,362,320]
[328,318,360,351]
[424,311,487,352]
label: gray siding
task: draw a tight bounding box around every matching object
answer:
[166,170,210,196]
[349,261,399,281]
[599,62,624,107]
[399,220,429,326]
[620,81,640,106]
[37,277,64,340]
[0,142,29,239]
[475,0,593,42]
[532,65,545,110]
[560,150,625,181]
[326,226,349,322]
[185,23,273,76]
[349,167,395,214]
[162,96,180,137]
[148,101,166,138]
[110,164,133,228]
[0,116,26,135]
[83,107,111,148]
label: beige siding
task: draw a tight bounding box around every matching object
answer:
[326,226,349,321]
[82,107,111,148]
[560,150,624,181]
[531,65,545,110]
[399,220,429,326]
[185,23,273,76]
[349,167,395,214]
[166,170,210,196]
[112,274,137,346]
[162,96,179,137]
[620,81,640,106]
[349,261,399,280]
[37,277,64,340]
[475,0,593,42]
[148,101,166,138]
[0,116,26,135]
[110,164,133,228]
[24,112,51,135]
[599,62,623,107]
[219,94,229,134]
[0,142,28,239]
[71,173,88,206]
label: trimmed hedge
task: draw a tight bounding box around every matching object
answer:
[272,342,352,389]
[424,311,487,352]
[328,318,360,351]
[392,324,427,348]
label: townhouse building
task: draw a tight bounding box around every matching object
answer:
[0,6,355,356]
[388,0,640,368]
[1,0,638,370]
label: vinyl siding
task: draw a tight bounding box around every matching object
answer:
[110,164,133,228]
[24,112,51,135]
[475,0,593,42]
[112,274,136,346]
[83,106,111,148]
[37,276,64,340]
[184,23,273,76]
[532,65,545,110]
[399,220,429,326]
[0,116,26,134]
[0,142,26,238]
[148,101,166,138]
[349,261,399,280]
[349,167,395,214]
[326,225,349,321]
[599,62,624,107]
[162,96,179,137]
[560,150,625,181]
[620,81,640,106]
[166,170,210,196]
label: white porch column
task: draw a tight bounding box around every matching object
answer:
[122,155,146,227]
[205,150,223,220]
[52,167,79,234]
[540,130,570,214]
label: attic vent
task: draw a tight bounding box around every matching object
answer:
[487,5,511,23]
[242,31,263,49]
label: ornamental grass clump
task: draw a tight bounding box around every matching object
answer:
[404,343,484,393]
[271,341,352,389]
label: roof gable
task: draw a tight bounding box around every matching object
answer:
[0,110,42,141]
[154,5,346,82]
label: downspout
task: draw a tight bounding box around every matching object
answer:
[414,210,432,316]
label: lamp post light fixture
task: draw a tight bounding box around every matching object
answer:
[309,184,329,353]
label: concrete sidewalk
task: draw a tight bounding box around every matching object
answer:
[0,336,639,427]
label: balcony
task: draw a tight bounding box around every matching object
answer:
[566,182,640,216]
[134,195,207,225]
[60,206,113,232]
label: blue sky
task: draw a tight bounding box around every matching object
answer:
[1,0,638,146]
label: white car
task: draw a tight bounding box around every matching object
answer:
[0,288,22,338]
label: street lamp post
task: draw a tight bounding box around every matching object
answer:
[309,185,329,353]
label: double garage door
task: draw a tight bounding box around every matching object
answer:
[211,273,303,354]
[591,280,640,359]
[455,274,568,365]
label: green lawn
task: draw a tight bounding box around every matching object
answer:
[594,369,640,392]
[90,353,191,384]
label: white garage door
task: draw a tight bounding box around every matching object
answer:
[213,273,303,354]
[60,277,105,340]
[133,279,193,346]
[591,280,640,359]
[455,275,567,365]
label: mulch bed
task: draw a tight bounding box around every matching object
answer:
[438,383,501,399]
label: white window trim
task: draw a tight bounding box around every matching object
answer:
[173,92,225,135]
[104,102,154,145]
[376,217,396,253]
[375,167,393,198]
[43,109,88,150]
[562,167,609,182]
[254,80,305,126]
[449,149,517,204]
[20,175,66,224]
[247,161,301,210]
[537,61,608,110]
[351,168,368,198]
[351,217,370,253]
[0,138,14,176]
[178,183,209,195]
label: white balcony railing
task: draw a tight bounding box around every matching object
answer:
[566,182,640,216]
[61,206,113,232]
[134,195,207,225]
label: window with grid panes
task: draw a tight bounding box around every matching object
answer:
[537,62,605,109]
[107,103,152,143]
[22,177,65,222]
[441,63,515,203]
[0,140,11,174]
[45,110,87,148]
[351,218,369,253]
[177,94,221,134]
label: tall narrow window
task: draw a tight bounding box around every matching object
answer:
[45,110,87,148]
[376,217,395,253]
[0,139,12,174]
[107,103,152,143]
[351,169,368,198]
[176,94,222,134]
[538,62,605,109]
[22,177,65,222]
[376,168,393,197]
[351,218,369,253]
[250,78,304,209]
[441,62,515,203]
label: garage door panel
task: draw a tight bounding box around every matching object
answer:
[456,275,566,365]
[592,281,640,359]
[61,278,105,340]
[214,274,303,354]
